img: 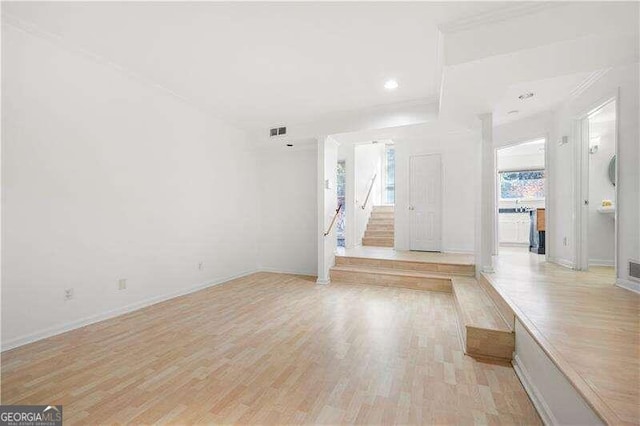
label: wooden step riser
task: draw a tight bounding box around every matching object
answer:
[367,223,395,231]
[335,256,475,276]
[330,269,452,293]
[368,219,394,224]
[465,327,514,361]
[362,239,394,247]
[364,232,395,238]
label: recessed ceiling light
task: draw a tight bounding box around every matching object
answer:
[518,92,534,100]
[508,110,519,115]
[384,79,399,90]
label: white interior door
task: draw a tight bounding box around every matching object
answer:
[409,154,442,251]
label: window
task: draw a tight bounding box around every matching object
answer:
[384,147,395,204]
[336,161,346,247]
[499,170,545,200]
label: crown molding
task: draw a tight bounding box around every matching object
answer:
[568,68,613,100]
[439,2,560,35]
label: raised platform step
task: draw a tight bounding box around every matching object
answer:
[331,265,452,293]
[335,254,475,277]
[452,277,514,361]
[362,237,394,247]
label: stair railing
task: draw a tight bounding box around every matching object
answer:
[361,173,377,210]
[323,203,343,237]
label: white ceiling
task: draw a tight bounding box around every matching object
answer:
[438,2,639,127]
[2,1,506,131]
[498,138,545,158]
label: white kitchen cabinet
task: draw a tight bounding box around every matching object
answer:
[498,213,530,245]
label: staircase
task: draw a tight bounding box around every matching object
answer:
[362,205,394,247]
[330,249,514,361]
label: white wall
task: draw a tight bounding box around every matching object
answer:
[354,143,384,244]
[587,107,616,266]
[549,63,639,281]
[2,24,259,348]
[513,319,604,425]
[395,127,479,253]
[493,112,552,149]
[257,146,318,275]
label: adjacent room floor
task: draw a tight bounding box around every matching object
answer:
[488,247,638,424]
[2,272,540,425]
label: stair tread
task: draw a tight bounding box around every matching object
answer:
[331,265,454,280]
[452,277,512,332]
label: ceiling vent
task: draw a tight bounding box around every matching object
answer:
[269,126,287,138]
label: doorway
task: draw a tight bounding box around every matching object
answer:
[409,154,442,251]
[496,139,547,256]
[336,160,346,248]
[577,99,617,274]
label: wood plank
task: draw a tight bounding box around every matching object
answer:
[451,277,514,361]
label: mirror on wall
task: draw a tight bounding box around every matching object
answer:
[608,155,616,186]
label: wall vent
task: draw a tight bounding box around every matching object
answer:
[269,126,286,137]
[629,260,640,282]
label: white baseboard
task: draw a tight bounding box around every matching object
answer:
[588,259,614,267]
[552,257,575,270]
[1,269,259,352]
[443,248,475,255]
[512,354,556,426]
[616,278,640,294]
[258,267,317,277]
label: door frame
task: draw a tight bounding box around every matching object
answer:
[573,92,619,273]
[408,153,443,252]
[494,136,549,261]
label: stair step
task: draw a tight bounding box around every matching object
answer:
[364,231,394,238]
[370,212,394,219]
[335,255,475,277]
[366,224,394,231]
[330,265,452,293]
[452,277,514,361]
[362,237,394,247]
[372,205,394,213]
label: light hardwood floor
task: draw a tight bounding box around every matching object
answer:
[2,272,540,425]
[486,248,640,425]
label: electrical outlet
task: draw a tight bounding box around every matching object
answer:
[198,262,204,271]
[64,288,74,301]
[118,279,127,290]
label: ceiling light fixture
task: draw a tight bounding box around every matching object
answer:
[508,110,519,115]
[518,92,534,100]
[384,79,399,90]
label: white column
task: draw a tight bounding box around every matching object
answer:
[479,113,496,273]
[317,136,338,284]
